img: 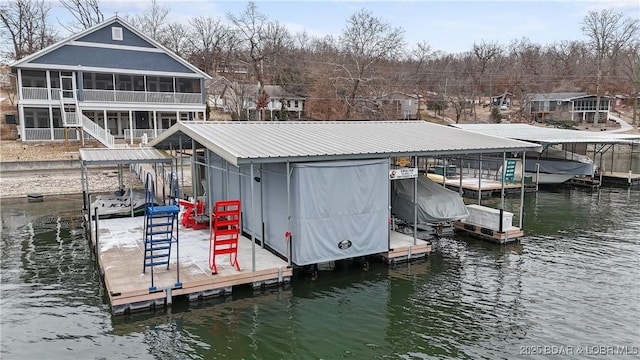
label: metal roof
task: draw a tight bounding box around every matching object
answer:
[453,124,640,145]
[148,121,543,166]
[79,147,172,165]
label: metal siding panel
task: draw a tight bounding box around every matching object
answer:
[76,21,154,47]
[30,45,194,73]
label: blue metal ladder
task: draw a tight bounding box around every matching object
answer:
[143,172,181,291]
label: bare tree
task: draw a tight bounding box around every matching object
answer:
[620,41,639,125]
[58,0,103,31]
[337,9,405,119]
[581,9,639,126]
[1,0,56,60]
[187,16,230,74]
[160,22,190,57]
[227,2,291,120]
[126,0,169,41]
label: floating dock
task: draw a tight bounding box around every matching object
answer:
[600,171,640,186]
[91,216,292,315]
[427,174,528,198]
[381,231,432,263]
[453,221,524,244]
[90,217,432,314]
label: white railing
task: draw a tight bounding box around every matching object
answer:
[174,93,202,104]
[115,90,147,103]
[53,128,79,140]
[64,112,81,126]
[22,87,49,100]
[50,88,61,100]
[83,89,115,102]
[82,89,201,104]
[80,113,115,148]
[123,128,168,140]
[22,128,52,141]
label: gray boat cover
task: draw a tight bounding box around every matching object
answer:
[392,176,469,225]
[290,159,389,265]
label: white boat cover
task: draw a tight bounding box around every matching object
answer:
[392,176,469,225]
[91,189,147,217]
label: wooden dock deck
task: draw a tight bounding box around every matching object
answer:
[91,217,432,314]
[92,216,292,315]
[453,220,524,244]
[380,231,432,263]
[601,171,640,186]
[427,174,525,198]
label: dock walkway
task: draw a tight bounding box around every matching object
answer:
[91,217,432,314]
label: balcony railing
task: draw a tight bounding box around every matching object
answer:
[23,128,81,141]
[21,87,203,104]
[123,128,167,140]
[21,87,49,100]
[83,89,202,104]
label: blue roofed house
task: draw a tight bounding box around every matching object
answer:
[11,16,211,147]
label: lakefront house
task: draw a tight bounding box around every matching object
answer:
[11,16,210,148]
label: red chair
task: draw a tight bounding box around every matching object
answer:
[209,200,241,274]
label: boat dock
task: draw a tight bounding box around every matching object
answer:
[90,216,432,314]
[382,231,432,263]
[453,221,524,244]
[91,216,292,315]
[600,171,640,186]
[427,174,529,198]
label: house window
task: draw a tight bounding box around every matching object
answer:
[49,71,60,89]
[286,100,291,108]
[294,100,299,108]
[23,108,50,128]
[112,27,123,41]
[21,70,46,87]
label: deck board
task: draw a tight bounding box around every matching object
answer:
[92,216,292,314]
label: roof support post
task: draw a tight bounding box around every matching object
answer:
[477,154,482,205]
[128,110,133,145]
[286,161,292,266]
[179,136,184,199]
[191,138,197,202]
[500,152,506,234]
[387,156,392,250]
[413,155,418,246]
[459,156,463,196]
[250,162,256,272]
[519,151,526,229]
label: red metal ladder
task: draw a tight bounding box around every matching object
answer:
[209,200,241,274]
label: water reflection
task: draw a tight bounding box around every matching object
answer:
[1,189,639,359]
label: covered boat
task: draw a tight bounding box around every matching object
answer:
[90,189,147,218]
[392,176,469,225]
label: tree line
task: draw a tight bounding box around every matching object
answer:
[1,0,638,123]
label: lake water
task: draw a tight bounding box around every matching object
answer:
[1,188,639,359]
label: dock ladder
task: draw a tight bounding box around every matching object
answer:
[143,172,181,291]
[209,200,241,274]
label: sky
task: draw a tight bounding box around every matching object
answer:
[47,0,640,54]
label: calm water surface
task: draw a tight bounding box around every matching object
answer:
[1,188,639,359]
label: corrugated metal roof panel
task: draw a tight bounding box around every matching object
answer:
[453,124,640,144]
[79,147,172,165]
[149,121,542,166]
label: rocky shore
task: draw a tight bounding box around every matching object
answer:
[0,141,176,199]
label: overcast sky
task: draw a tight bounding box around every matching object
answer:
[49,0,640,54]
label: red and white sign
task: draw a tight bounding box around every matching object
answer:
[389,167,418,180]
